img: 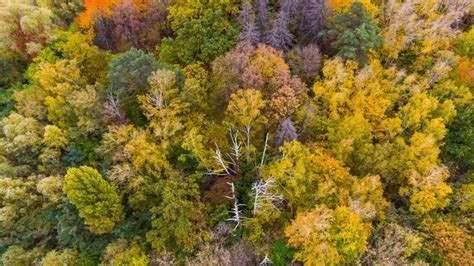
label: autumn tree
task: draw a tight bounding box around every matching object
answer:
[101,239,149,265]
[285,205,371,265]
[63,166,124,234]
[287,44,321,83]
[37,0,84,26]
[40,249,81,266]
[138,69,189,147]
[212,42,306,123]
[77,0,118,27]
[0,3,55,61]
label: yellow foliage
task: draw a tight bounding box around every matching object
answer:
[328,0,379,16]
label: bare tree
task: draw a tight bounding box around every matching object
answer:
[260,254,272,265]
[102,95,128,125]
[210,130,242,178]
[227,182,246,230]
[251,177,283,215]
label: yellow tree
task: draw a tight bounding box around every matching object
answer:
[63,166,124,234]
[285,205,371,265]
[224,89,267,159]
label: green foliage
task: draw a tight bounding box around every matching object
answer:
[324,2,383,64]
[159,10,238,65]
[268,239,295,266]
[444,105,474,168]
[55,201,111,259]
[107,48,183,125]
[146,176,205,253]
[63,166,124,234]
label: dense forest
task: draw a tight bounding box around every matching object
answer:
[0,0,473,265]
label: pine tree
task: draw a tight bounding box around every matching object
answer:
[267,0,294,51]
[299,0,328,43]
[239,2,260,44]
[273,118,298,147]
[255,0,271,37]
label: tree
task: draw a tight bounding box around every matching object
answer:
[102,239,149,265]
[298,0,328,43]
[421,219,474,265]
[138,69,188,147]
[239,1,260,44]
[33,59,105,140]
[40,249,81,266]
[93,14,117,51]
[159,10,238,65]
[107,48,159,124]
[37,0,84,26]
[0,176,54,248]
[266,1,294,51]
[63,166,124,234]
[324,2,383,64]
[273,118,298,147]
[212,43,306,123]
[146,176,205,253]
[284,205,371,265]
[224,89,267,156]
[444,105,474,169]
[361,223,422,265]
[111,0,169,52]
[1,246,44,266]
[77,0,118,27]
[287,44,321,83]
[264,140,387,215]
[0,3,55,61]
[0,112,43,166]
[404,166,452,215]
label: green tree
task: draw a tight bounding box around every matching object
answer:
[159,10,238,65]
[324,2,383,64]
[146,176,205,253]
[63,166,124,234]
[444,106,474,169]
[108,48,181,125]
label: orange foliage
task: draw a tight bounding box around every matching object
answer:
[77,0,120,27]
[454,56,474,87]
